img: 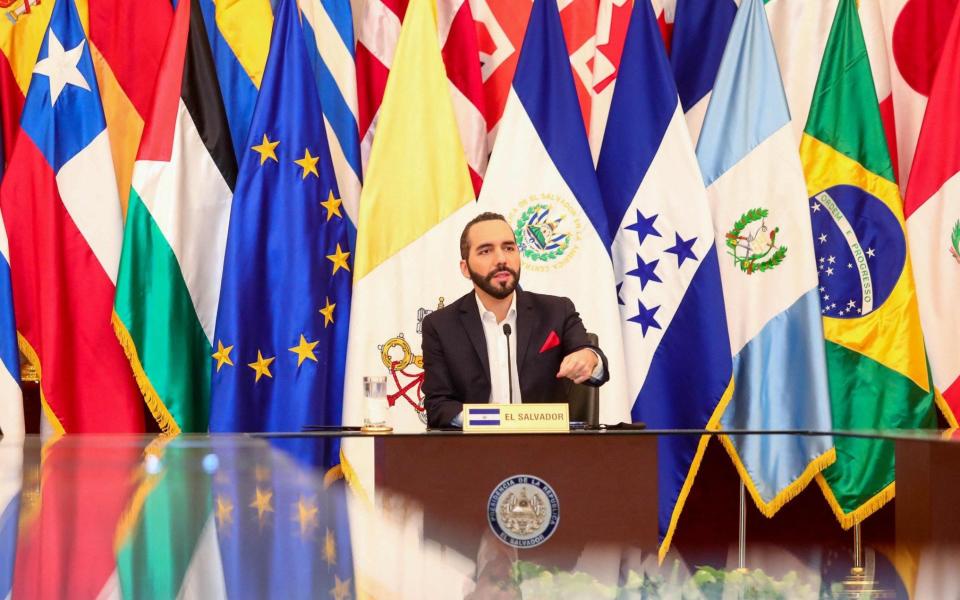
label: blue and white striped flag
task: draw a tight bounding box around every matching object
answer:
[466,407,502,427]
[597,0,732,561]
[478,0,630,424]
[0,213,22,440]
[302,0,363,225]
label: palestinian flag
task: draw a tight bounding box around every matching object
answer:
[113,0,237,434]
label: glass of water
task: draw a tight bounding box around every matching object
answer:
[362,375,391,432]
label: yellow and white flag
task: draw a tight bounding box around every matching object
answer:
[342,0,477,474]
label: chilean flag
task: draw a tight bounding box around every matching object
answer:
[0,0,143,432]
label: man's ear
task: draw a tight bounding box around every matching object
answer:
[460,259,470,279]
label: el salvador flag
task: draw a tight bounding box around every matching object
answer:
[697,0,834,518]
[478,0,630,424]
[0,214,22,440]
[597,0,732,561]
[209,0,353,469]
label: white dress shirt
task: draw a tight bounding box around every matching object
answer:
[476,292,522,404]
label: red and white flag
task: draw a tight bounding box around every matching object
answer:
[356,0,488,194]
[874,0,959,191]
[904,2,960,424]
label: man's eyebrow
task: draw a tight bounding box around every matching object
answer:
[475,242,493,250]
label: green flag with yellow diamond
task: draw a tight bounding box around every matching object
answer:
[799,0,938,528]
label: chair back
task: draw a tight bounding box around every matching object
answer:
[566,332,600,429]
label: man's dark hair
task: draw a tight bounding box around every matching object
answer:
[460,212,511,259]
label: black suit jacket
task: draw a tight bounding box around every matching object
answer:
[421,290,609,428]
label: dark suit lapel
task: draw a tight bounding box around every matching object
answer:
[458,294,491,383]
[515,290,540,376]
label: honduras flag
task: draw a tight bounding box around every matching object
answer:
[209,0,352,468]
[669,0,737,143]
[478,0,630,423]
[0,214,21,440]
[597,0,733,562]
[697,0,834,517]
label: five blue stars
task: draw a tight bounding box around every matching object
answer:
[628,300,662,337]
[664,233,698,267]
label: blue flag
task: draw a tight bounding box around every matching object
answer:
[669,0,737,142]
[209,0,352,469]
[597,0,732,561]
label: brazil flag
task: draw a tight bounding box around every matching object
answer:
[800,0,939,528]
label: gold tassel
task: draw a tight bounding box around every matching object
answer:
[111,311,182,436]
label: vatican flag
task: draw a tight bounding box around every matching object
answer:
[341,0,477,484]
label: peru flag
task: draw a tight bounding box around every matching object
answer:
[0,0,143,432]
[904,4,960,424]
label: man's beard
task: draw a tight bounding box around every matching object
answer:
[468,262,520,300]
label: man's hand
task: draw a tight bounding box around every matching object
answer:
[556,348,599,384]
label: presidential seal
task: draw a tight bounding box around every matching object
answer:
[487,475,559,548]
[509,194,583,272]
[724,208,787,274]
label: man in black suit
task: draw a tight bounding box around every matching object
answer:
[422,212,609,428]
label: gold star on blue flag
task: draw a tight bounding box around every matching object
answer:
[210,0,352,467]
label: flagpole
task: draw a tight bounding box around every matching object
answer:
[852,523,863,576]
[737,479,748,572]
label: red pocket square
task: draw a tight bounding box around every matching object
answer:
[539,330,561,353]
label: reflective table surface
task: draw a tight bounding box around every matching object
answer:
[1,430,958,599]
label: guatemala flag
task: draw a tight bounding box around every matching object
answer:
[697,0,834,518]
[597,0,733,562]
[209,0,353,469]
[478,0,630,424]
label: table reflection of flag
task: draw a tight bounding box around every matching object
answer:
[213,438,354,600]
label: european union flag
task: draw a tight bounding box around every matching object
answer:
[212,438,355,600]
[209,0,352,469]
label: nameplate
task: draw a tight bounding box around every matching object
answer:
[462,404,569,433]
